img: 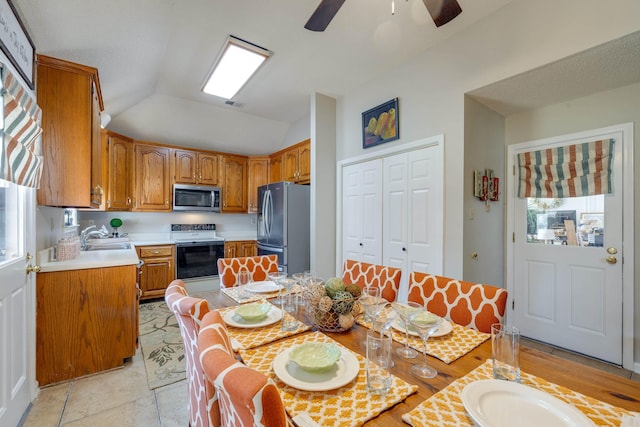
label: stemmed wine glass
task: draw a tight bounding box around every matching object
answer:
[359,286,387,325]
[292,270,314,307]
[407,303,443,379]
[268,272,288,304]
[390,302,420,359]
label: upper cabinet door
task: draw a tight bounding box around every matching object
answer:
[297,139,311,184]
[221,155,248,213]
[106,132,133,211]
[174,150,197,184]
[197,153,219,186]
[269,154,283,183]
[133,144,172,212]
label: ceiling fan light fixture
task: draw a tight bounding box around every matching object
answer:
[202,35,271,100]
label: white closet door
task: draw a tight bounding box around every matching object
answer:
[342,160,382,266]
[384,145,443,297]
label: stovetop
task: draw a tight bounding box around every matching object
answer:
[171,223,224,243]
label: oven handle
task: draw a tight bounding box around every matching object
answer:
[257,243,283,253]
[175,241,224,248]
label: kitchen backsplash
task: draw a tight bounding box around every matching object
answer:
[36,207,257,251]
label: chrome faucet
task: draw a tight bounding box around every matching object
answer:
[80,225,109,250]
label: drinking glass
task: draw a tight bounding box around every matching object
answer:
[359,286,387,325]
[268,272,288,304]
[372,308,397,367]
[408,305,443,379]
[236,269,252,301]
[292,271,313,307]
[390,302,419,358]
[281,293,299,331]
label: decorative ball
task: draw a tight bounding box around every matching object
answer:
[324,277,346,297]
[345,283,362,298]
[332,291,354,314]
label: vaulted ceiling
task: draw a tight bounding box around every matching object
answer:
[15,0,513,154]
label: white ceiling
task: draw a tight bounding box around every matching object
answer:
[14,0,514,154]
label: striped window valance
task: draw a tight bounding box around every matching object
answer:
[517,139,614,198]
[1,63,43,188]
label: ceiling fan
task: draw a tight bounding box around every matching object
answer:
[304,0,462,32]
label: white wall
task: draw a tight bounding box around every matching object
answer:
[336,0,640,279]
[280,114,310,150]
[463,97,505,286]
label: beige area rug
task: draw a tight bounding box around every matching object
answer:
[139,300,186,389]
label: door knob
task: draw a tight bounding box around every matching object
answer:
[26,264,41,274]
[605,256,617,265]
[606,247,618,255]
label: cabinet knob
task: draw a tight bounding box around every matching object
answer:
[127,197,131,206]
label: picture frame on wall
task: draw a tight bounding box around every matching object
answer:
[0,0,36,89]
[362,97,399,149]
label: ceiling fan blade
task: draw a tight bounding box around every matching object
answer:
[422,0,462,27]
[304,0,346,32]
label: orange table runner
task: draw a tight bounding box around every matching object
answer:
[402,359,637,427]
[216,304,311,351]
[357,313,489,364]
[240,331,419,427]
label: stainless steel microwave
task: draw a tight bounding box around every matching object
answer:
[173,184,221,212]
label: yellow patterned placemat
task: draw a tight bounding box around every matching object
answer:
[221,284,301,304]
[357,314,489,364]
[402,359,637,427]
[240,331,419,427]
[217,304,311,351]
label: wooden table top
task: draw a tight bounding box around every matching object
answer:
[204,290,640,426]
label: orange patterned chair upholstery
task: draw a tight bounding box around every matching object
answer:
[198,311,288,427]
[217,255,279,288]
[165,279,217,427]
[407,272,508,333]
[341,259,402,302]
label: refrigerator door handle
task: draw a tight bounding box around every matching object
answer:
[262,188,271,238]
[266,189,273,238]
[257,243,284,253]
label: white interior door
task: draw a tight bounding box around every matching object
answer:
[384,144,444,300]
[0,181,36,427]
[508,125,632,366]
[342,159,382,265]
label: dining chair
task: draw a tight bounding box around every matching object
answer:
[198,311,289,427]
[341,259,402,302]
[217,254,279,288]
[165,279,217,427]
[407,272,508,333]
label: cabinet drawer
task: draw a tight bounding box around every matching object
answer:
[139,245,174,258]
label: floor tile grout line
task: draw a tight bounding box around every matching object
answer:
[57,381,72,427]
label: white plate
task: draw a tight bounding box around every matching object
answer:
[461,379,595,427]
[245,281,281,293]
[222,306,283,328]
[272,344,360,392]
[391,317,453,338]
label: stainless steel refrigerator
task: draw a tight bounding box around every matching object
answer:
[257,181,310,274]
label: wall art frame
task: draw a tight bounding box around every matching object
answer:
[362,97,399,149]
[0,0,35,89]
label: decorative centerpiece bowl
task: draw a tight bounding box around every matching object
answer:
[289,342,341,372]
[234,302,271,322]
[303,277,363,332]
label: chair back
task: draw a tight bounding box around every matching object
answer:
[217,255,279,288]
[165,279,214,427]
[407,272,508,333]
[198,311,288,427]
[342,259,402,302]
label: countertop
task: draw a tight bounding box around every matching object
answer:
[37,231,258,273]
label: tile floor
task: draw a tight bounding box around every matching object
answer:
[20,335,638,426]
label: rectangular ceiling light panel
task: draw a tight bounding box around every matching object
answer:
[202,36,270,100]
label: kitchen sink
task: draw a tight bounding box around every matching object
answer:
[84,243,132,251]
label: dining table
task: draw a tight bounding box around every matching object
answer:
[204,289,640,426]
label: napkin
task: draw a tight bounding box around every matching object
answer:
[292,412,322,427]
[621,414,640,427]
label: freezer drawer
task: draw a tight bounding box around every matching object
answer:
[257,243,286,272]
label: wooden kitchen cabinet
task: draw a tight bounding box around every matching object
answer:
[282,139,311,184]
[174,149,219,186]
[103,130,133,211]
[133,143,172,212]
[137,244,175,300]
[247,157,269,213]
[269,153,283,183]
[36,54,104,208]
[36,264,137,386]
[220,154,248,213]
[224,240,257,258]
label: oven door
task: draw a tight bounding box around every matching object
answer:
[175,241,225,279]
[257,243,287,273]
